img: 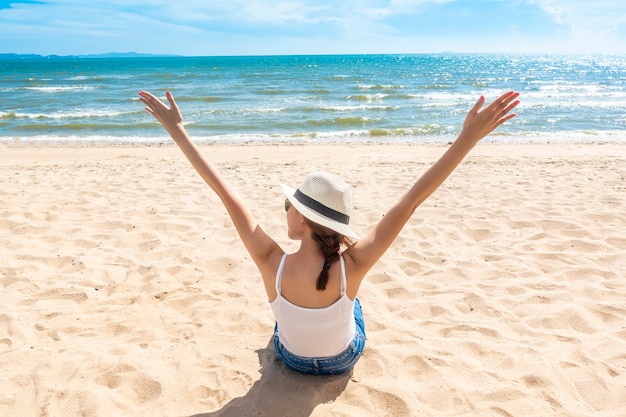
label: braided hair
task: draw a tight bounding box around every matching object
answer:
[304,219,354,291]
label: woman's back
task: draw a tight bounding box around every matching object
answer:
[272,252,346,308]
[271,254,356,358]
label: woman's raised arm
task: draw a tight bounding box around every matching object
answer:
[346,91,520,277]
[138,91,282,278]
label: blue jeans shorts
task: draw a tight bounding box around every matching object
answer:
[273,298,366,375]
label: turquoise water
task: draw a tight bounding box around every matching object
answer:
[1,54,625,144]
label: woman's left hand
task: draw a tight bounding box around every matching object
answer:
[138,91,184,135]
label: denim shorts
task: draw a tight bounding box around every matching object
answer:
[273,298,366,375]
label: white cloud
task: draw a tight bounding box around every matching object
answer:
[389,0,453,12]
[1,0,624,54]
[524,0,626,52]
[531,0,626,34]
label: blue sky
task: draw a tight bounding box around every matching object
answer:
[1,0,625,55]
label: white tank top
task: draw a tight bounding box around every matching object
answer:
[270,253,356,358]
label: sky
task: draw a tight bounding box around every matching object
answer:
[0,0,625,56]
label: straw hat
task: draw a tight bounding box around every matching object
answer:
[280,171,359,239]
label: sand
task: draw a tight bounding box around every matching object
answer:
[1,142,625,416]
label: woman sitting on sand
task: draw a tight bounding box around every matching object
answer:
[139,90,520,375]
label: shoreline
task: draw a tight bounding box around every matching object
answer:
[2,129,626,148]
[2,141,626,166]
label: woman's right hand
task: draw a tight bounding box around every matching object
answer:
[460,91,520,145]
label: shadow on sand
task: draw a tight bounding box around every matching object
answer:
[188,337,352,417]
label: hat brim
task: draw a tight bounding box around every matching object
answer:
[280,183,359,240]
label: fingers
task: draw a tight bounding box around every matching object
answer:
[165,91,177,109]
[484,91,519,121]
[138,91,158,112]
[138,90,171,118]
[469,95,486,116]
[462,91,520,140]
[138,91,168,126]
[503,95,521,114]
[494,112,517,129]
[497,91,518,103]
[468,92,518,122]
[138,91,168,108]
[493,91,520,113]
[498,92,520,121]
[491,92,520,127]
[138,91,184,129]
[138,90,158,106]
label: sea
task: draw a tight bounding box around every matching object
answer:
[1,54,625,145]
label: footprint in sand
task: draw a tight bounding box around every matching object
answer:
[58,389,99,417]
[189,364,256,410]
[0,338,11,350]
[94,364,162,405]
[563,365,612,412]
[0,314,18,350]
[349,384,411,416]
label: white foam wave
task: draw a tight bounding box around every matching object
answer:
[320,105,397,112]
[24,85,94,93]
[357,84,405,91]
[3,130,624,147]
[8,109,125,119]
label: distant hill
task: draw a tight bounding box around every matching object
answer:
[81,52,181,58]
[0,52,180,59]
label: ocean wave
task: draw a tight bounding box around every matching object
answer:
[2,109,128,120]
[23,85,95,93]
[346,94,387,102]
[368,125,452,136]
[256,107,288,113]
[2,129,625,146]
[310,88,331,94]
[319,104,396,112]
[65,75,109,82]
[518,90,626,109]
[0,111,17,120]
[307,116,376,128]
[357,84,405,92]
[11,121,155,132]
[175,95,230,103]
[419,85,451,90]
[259,90,292,96]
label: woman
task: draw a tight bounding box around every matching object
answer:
[138,90,520,375]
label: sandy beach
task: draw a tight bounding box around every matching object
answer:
[1,141,625,416]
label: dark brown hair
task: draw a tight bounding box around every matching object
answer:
[304,219,355,291]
